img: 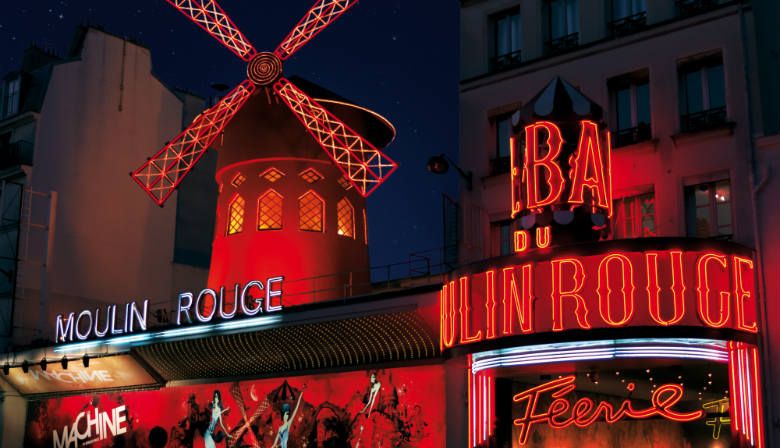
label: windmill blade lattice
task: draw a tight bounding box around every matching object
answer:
[166,0,256,60]
[131,81,255,206]
[275,78,397,197]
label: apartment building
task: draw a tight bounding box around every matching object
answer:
[460,0,779,445]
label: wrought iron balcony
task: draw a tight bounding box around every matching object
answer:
[610,12,647,37]
[613,122,652,148]
[0,140,33,169]
[545,32,579,56]
[490,49,522,73]
[680,107,728,133]
[676,0,719,18]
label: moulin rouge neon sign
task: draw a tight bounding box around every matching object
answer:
[55,277,284,344]
[441,248,758,348]
[513,375,703,445]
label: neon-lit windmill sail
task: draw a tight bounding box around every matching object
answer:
[165,0,256,60]
[275,78,397,197]
[132,0,396,205]
[275,0,357,60]
[131,81,255,206]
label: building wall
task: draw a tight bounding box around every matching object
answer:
[9,29,209,344]
[460,2,754,261]
[459,0,778,444]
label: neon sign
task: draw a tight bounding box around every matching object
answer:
[440,246,758,349]
[512,375,703,446]
[55,277,284,344]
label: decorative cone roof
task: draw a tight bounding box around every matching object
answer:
[516,77,604,129]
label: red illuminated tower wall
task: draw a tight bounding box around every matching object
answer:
[207,79,395,306]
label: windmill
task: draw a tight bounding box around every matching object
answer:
[131,0,398,206]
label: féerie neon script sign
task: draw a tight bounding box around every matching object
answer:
[513,375,704,445]
[55,277,283,343]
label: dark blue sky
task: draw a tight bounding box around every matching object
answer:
[0,0,460,271]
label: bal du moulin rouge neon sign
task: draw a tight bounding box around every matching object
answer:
[440,119,759,348]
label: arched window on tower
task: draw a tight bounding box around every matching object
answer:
[299,190,324,232]
[258,189,283,230]
[337,198,355,238]
[227,194,246,235]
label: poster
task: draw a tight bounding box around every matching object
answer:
[24,364,445,448]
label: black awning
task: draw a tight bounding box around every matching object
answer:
[133,310,439,381]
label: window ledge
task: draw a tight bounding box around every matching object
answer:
[481,171,510,189]
[671,121,736,145]
[613,137,659,152]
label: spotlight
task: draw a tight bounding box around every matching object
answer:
[21,360,29,373]
[40,358,47,371]
[82,354,89,368]
[61,357,68,370]
[2,364,8,375]
[426,155,449,174]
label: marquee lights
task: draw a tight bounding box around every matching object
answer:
[470,338,729,375]
[512,375,703,446]
[440,248,758,348]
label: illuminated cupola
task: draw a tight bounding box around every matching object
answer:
[510,77,612,249]
[206,78,396,306]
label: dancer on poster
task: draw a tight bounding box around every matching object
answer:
[354,372,382,447]
[271,386,306,448]
[205,390,231,448]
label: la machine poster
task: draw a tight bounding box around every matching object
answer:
[24,365,444,448]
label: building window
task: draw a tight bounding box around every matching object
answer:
[679,54,727,133]
[491,7,522,72]
[231,172,246,188]
[337,198,355,238]
[1,77,21,119]
[227,195,246,235]
[299,167,324,184]
[260,167,285,183]
[491,114,512,175]
[545,0,579,55]
[608,71,651,147]
[685,180,732,238]
[258,189,283,230]
[676,0,719,18]
[299,190,324,232]
[491,220,515,257]
[612,192,655,239]
[610,0,647,36]
[337,176,353,191]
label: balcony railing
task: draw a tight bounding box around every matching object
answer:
[490,49,522,73]
[613,123,652,147]
[676,0,719,18]
[610,12,648,37]
[680,107,728,133]
[0,140,33,169]
[545,32,579,56]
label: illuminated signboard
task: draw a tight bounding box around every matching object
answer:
[440,244,758,349]
[55,277,283,344]
[4,355,157,395]
[512,375,703,446]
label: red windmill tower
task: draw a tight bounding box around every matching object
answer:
[132,0,397,304]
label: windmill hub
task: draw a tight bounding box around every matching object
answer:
[247,52,283,86]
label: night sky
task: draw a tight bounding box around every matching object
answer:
[0,0,460,272]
